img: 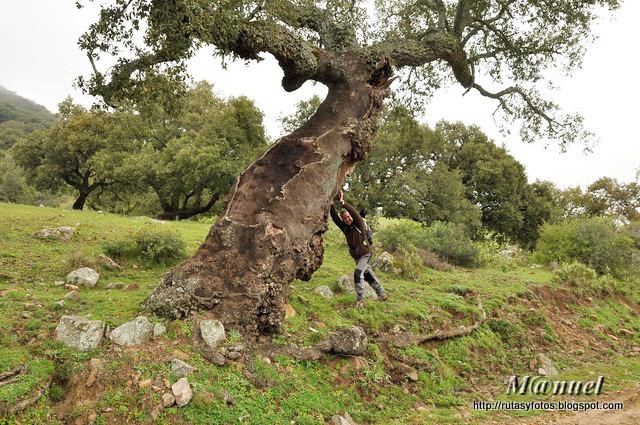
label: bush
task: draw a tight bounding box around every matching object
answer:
[553,262,625,296]
[377,219,479,267]
[103,228,186,264]
[535,217,635,276]
[396,246,423,280]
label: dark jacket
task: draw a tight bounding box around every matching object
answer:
[330,201,372,259]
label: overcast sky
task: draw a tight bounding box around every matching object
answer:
[1,1,638,189]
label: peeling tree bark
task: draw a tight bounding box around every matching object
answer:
[143,62,393,334]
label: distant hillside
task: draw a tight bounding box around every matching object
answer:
[0,84,54,150]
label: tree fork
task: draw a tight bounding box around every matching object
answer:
[142,62,394,334]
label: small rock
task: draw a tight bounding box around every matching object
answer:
[413,401,428,411]
[349,357,368,370]
[589,314,598,321]
[226,351,242,361]
[163,378,171,389]
[34,226,77,241]
[105,282,125,290]
[65,284,79,291]
[85,358,104,388]
[171,378,193,407]
[228,344,245,353]
[317,326,367,356]
[335,275,377,299]
[223,390,235,406]
[21,312,32,319]
[54,280,65,286]
[594,324,608,333]
[283,304,296,318]
[64,290,80,301]
[153,323,167,338]
[533,353,558,376]
[607,334,619,341]
[200,320,226,350]
[171,359,197,378]
[162,393,176,407]
[96,254,122,271]
[54,300,65,307]
[138,379,152,388]
[66,267,99,288]
[262,357,271,365]
[109,316,154,346]
[619,328,635,337]
[407,370,419,382]
[370,251,395,272]
[55,316,106,351]
[313,285,334,298]
[332,413,358,425]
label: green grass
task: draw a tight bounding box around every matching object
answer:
[1,202,639,424]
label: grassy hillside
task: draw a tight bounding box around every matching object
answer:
[0,202,638,424]
[0,85,54,150]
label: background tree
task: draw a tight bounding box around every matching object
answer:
[583,177,640,222]
[12,99,133,210]
[80,0,621,332]
[0,85,54,150]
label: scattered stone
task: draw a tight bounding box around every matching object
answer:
[96,254,122,271]
[64,290,80,301]
[162,393,176,408]
[163,378,171,389]
[349,357,368,370]
[283,304,296,319]
[153,323,167,338]
[55,316,106,351]
[549,261,560,271]
[594,324,607,333]
[335,275,377,299]
[262,357,271,365]
[34,226,76,241]
[498,247,518,258]
[53,280,65,286]
[21,312,32,319]
[223,390,235,406]
[171,359,197,378]
[23,302,42,310]
[109,316,154,346]
[105,282,125,290]
[370,251,395,272]
[228,344,245,353]
[171,378,193,407]
[532,353,558,376]
[317,326,367,356]
[54,300,65,307]
[200,320,226,350]
[226,351,242,361]
[66,267,99,288]
[65,284,79,291]
[589,314,598,321]
[607,334,619,341]
[407,369,419,382]
[313,285,334,298]
[85,358,104,387]
[138,379,152,388]
[619,328,635,337]
[332,413,358,425]
[413,401,429,411]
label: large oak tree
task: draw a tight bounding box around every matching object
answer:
[79,0,620,334]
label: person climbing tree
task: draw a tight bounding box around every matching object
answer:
[330,191,387,308]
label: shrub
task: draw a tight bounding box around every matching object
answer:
[377,219,479,267]
[553,262,625,296]
[396,246,423,280]
[536,217,635,276]
[103,228,186,264]
[416,248,452,271]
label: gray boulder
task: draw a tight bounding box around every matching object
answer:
[66,267,99,288]
[534,353,558,376]
[35,226,76,241]
[332,413,358,425]
[109,316,153,346]
[317,326,367,356]
[370,251,395,272]
[96,254,122,271]
[200,319,226,349]
[172,378,193,407]
[335,275,378,299]
[55,315,106,351]
[153,323,167,338]
[313,285,334,298]
[170,359,197,378]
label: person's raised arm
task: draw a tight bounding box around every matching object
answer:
[342,200,365,232]
[330,204,345,231]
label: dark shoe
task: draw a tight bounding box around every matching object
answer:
[378,293,388,302]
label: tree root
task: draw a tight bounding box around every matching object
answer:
[378,298,487,348]
[0,379,50,417]
[0,365,25,387]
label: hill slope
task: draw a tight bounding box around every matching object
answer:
[0,85,54,150]
[0,202,638,424]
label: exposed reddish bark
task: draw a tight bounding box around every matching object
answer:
[143,59,393,334]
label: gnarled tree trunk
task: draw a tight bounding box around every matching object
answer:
[143,61,393,334]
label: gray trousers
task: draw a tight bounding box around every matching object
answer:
[354,254,385,301]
